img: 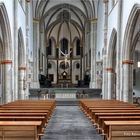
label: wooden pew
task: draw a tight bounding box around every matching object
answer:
[0,100,56,139]
[79,99,137,115]
[103,121,140,140]
[0,121,42,140]
[98,116,140,134]
[79,99,140,140]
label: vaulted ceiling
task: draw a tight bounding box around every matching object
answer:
[33,0,98,45]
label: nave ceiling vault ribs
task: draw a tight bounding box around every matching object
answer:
[34,0,95,25]
[46,20,83,46]
[42,4,87,29]
[34,0,95,50]
[35,0,93,18]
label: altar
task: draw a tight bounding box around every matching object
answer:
[51,88,77,99]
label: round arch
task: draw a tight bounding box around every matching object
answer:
[107,29,117,99]
[18,28,25,67]
[122,4,140,59]
[18,28,26,100]
[0,3,12,103]
[122,4,140,102]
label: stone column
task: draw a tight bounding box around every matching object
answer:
[18,67,26,99]
[122,60,133,103]
[116,0,123,100]
[13,0,18,100]
[80,46,83,80]
[102,55,107,99]
[106,67,115,99]
[102,0,108,99]
[32,18,40,88]
[56,47,59,84]
[81,39,85,80]
[1,60,12,103]
[90,18,97,88]
[40,30,46,75]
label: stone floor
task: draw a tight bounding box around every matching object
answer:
[41,106,103,140]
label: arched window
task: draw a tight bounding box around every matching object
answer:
[76,39,80,55]
[61,38,68,56]
[48,63,52,69]
[76,63,80,69]
[48,39,52,55]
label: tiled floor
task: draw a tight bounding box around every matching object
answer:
[41,106,103,140]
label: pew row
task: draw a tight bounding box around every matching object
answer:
[79,99,140,140]
[0,100,56,140]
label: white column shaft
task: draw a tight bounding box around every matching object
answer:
[32,21,40,88]
[90,20,97,88]
[123,63,133,103]
[4,63,12,103]
[18,69,26,99]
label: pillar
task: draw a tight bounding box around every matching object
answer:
[122,60,133,103]
[102,0,108,99]
[18,67,26,99]
[1,60,12,103]
[80,46,83,80]
[32,18,40,88]
[90,18,97,88]
[102,55,107,99]
[13,0,18,100]
[116,0,123,100]
[106,67,116,99]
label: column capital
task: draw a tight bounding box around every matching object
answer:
[33,18,40,23]
[122,60,134,65]
[103,0,109,3]
[26,0,30,2]
[89,18,98,24]
[18,67,26,71]
[106,67,114,73]
[0,60,12,64]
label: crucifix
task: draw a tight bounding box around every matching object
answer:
[59,48,72,64]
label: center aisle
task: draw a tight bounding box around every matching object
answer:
[41,106,103,140]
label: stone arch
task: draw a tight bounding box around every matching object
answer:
[18,28,25,67]
[122,4,140,102]
[123,4,140,59]
[106,29,117,99]
[0,3,12,103]
[107,29,117,67]
[0,3,12,59]
[0,38,3,103]
[18,28,26,100]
